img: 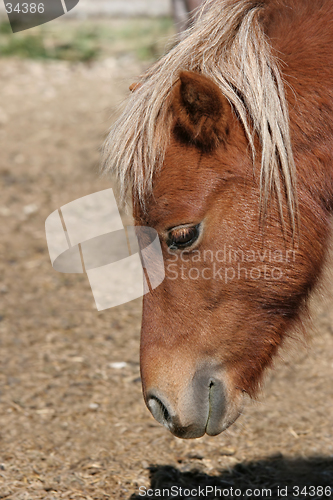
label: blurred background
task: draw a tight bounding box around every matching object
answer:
[0,1,332,499]
[0,0,174,61]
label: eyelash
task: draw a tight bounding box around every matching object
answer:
[166,224,201,250]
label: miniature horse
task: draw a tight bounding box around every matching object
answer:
[103,0,333,438]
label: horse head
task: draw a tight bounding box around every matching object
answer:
[134,71,323,438]
[104,0,332,438]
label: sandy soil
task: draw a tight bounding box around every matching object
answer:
[0,48,332,499]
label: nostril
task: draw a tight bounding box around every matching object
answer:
[147,395,172,427]
[208,379,215,417]
[205,376,227,436]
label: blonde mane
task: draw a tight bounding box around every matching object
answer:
[102,0,297,229]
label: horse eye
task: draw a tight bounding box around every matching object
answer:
[167,224,200,249]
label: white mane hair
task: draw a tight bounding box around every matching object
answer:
[102,0,297,229]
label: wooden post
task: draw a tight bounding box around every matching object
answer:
[171,0,203,33]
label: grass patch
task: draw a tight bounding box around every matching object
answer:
[0,22,100,61]
[0,17,175,62]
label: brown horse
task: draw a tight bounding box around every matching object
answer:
[103,0,333,438]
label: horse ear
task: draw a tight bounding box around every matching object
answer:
[171,71,231,151]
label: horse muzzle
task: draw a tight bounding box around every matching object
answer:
[145,365,242,438]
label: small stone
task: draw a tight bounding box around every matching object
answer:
[71,357,84,363]
[89,403,99,410]
[220,447,236,456]
[109,362,127,369]
[186,452,204,460]
[23,203,38,215]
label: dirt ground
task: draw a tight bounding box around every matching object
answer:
[0,21,332,500]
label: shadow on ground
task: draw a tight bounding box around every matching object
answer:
[130,455,333,499]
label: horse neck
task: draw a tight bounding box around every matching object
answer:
[267,0,333,214]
